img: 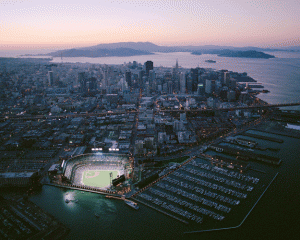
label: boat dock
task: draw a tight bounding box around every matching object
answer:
[183,172,279,234]
[250,128,300,139]
[105,195,124,200]
[209,145,282,165]
[250,168,267,174]
[133,198,189,224]
[241,132,284,143]
[105,195,137,205]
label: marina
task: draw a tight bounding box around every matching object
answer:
[208,144,282,165]
[133,156,277,230]
[184,172,278,234]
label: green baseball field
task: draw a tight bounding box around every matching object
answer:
[82,170,119,188]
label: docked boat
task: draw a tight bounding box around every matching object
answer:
[205,60,216,63]
[65,199,70,203]
[227,164,234,169]
[236,138,257,148]
[95,213,100,218]
[124,200,139,210]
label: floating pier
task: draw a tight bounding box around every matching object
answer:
[133,197,189,224]
[241,132,284,143]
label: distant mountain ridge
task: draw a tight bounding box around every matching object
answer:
[39,42,299,58]
[77,42,185,53]
[46,47,153,58]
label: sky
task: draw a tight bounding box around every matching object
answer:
[0,0,300,50]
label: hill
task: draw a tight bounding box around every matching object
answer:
[45,47,153,58]
[33,42,295,58]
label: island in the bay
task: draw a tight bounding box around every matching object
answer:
[192,50,275,59]
[26,42,277,59]
[217,50,275,59]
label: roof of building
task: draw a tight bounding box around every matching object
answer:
[0,172,35,179]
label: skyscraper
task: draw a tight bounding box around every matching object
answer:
[149,70,156,90]
[48,71,54,86]
[145,61,153,76]
[78,72,87,93]
[224,72,230,85]
[191,68,199,92]
[87,77,97,92]
[138,70,145,87]
[205,79,215,94]
[186,76,193,93]
[125,71,132,88]
[180,72,186,94]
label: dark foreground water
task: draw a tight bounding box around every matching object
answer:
[30,131,300,240]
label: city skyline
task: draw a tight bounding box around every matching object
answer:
[1,0,300,51]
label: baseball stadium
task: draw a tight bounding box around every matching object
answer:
[62,153,130,190]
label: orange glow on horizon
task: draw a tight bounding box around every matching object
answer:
[0,0,299,50]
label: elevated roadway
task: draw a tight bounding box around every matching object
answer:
[2,103,300,121]
[158,102,300,113]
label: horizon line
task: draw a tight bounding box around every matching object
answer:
[1,41,300,52]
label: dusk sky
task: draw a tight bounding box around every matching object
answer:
[1,0,299,50]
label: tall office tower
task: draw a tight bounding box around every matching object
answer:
[205,79,213,94]
[190,68,199,92]
[175,59,179,70]
[172,67,180,92]
[142,76,148,89]
[78,72,87,93]
[180,72,186,94]
[215,80,222,92]
[125,71,132,88]
[149,70,156,91]
[48,71,54,86]
[149,70,156,85]
[145,61,153,76]
[103,70,109,88]
[174,77,180,93]
[219,69,228,84]
[87,77,97,91]
[164,71,172,83]
[138,70,145,87]
[119,78,126,92]
[186,76,193,93]
[145,81,150,96]
[167,80,173,94]
[224,72,230,86]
